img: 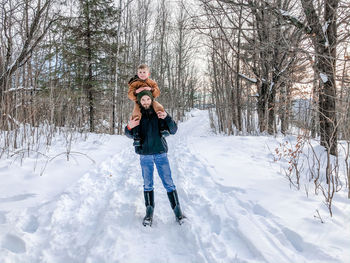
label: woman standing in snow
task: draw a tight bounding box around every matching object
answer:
[125,90,185,226]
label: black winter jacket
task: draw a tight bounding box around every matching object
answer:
[125,106,177,155]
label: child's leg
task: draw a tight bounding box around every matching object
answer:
[133,124,141,146]
[152,100,165,113]
[132,102,142,121]
[153,101,169,137]
[132,102,142,146]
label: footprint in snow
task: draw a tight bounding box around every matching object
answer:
[1,234,26,254]
[0,211,7,224]
[21,215,39,233]
[0,193,36,203]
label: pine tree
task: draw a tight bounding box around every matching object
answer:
[58,0,119,132]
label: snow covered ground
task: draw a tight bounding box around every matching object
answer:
[0,109,349,263]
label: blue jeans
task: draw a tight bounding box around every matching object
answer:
[140,153,176,192]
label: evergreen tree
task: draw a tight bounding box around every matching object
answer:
[58,0,119,132]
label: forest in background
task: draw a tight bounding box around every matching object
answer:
[1,0,350,207]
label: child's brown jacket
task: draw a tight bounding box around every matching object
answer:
[127,76,164,121]
[128,77,160,101]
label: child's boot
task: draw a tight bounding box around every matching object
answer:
[133,125,141,146]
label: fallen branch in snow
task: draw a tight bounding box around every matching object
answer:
[314,209,324,224]
[40,151,96,176]
[10,149,49,158]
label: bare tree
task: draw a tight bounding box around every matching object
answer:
[0,0,57,126]
[265,0,340,155]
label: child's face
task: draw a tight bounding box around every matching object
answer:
[137,68,150,80]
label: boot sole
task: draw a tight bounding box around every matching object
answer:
[176,215,186,225]
[142,219,152,227]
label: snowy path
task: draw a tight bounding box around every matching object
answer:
[1,110,349,263]
[168,111,339,263]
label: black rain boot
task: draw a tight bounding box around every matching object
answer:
[167,190,185,224]
[143,190,154,226]
[133,125,141,147]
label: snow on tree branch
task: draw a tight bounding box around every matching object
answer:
[320,73,328,83]
[238,73,257,83]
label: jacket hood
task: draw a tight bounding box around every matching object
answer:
[128,75,140,85]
